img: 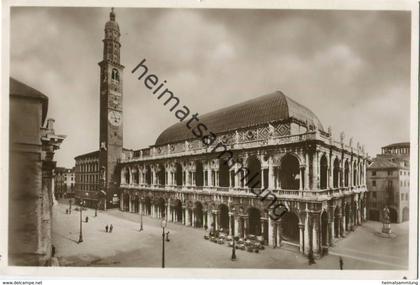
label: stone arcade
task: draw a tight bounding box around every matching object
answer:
[118,91,369,257]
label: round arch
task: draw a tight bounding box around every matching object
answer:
[248,207,261,236]
[175,163,183,186]
[196,161,204,187]
[218,204,229,232]
[247,156,261,188]
[280,211,300,244]
[280,154,300,190]
[333,157,340,188]
[194,201,203,228]
[320,154,328,189]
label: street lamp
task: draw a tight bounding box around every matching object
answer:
[161,219,167,268]
[78,200,85,243]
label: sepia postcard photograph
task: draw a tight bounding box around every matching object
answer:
[0,0,418,283]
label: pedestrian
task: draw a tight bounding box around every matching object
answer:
[51,245,56,257]
[105,225,108,233]
[85,216,89,223]
[166,231,170,242]
[339,256,343,270]
[109,224,113,233]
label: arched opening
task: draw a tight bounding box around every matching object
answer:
[175,163,183,186]
[194,202,203,228]
[402,207,409,222]
[133,196,139,213]
[368,209,380,221]
[125,168,130,185]
[344,203,350,231]
[196,161,204,187]
[280,211,299,244]
[144,196,152,215]
[353,161,358,186]
[389,207,398,223]
[321,211,329,246]
[320,154,328,189]
[218,204,229,232]
[280,154,300,190]
[359,162,364,185]
[344,160,349,187]
[248,207,261,235]
[157,198,166,218]
[112,68,120,81]
[157,164,165,186]
[145,165,151,185]
[174,200,183,222]
[333,158,340,188]
[334,207,341,237]
[219,160,230,187]
[247,156,261,188]
[123,193,129,211]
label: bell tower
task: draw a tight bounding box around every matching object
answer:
[99,8,124,208]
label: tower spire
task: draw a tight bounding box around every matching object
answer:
[110,7,115,21]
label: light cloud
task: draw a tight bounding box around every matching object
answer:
[10,7,411,167]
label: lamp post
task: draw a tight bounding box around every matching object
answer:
[161,219,167,268]
[95,201,98,217]
[78,200,84,243]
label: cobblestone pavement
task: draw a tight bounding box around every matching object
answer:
[52,202,408,269]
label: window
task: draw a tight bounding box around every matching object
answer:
[388,170,392,176]
[372,192,377,198]
[372,171,376,176]
[401,193,404,200]
[372,180,376,187]
[112,68,119,81]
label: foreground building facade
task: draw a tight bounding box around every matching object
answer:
[366,142,410,223]
[75,10,369,258]
[9,78,65,265]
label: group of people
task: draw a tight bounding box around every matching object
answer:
[105,224,114,233]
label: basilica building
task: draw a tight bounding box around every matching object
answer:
[75,9,369,258]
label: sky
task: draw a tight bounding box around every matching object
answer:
[10,7,411,168]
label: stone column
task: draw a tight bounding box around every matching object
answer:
[341,212,346,237]
[185,208,190,226]
[228,213,233,235]
[268,162,274,189]
[304,213,311,255]
[305,152,310,190]
[192,210,195,227]
[243,216,249,237]
[312,214,320,256]
[208,169,213,187]
[182,207,186,225]
[299,223,304,253]
[299,166,304,190]
[234,165,239,188]
[234,216,239,236]
[277,220,283,247]
[268,216,273,246]
[128,195,132,212]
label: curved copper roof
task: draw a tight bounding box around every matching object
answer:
[155,90,324,146]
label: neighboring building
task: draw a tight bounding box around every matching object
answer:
[54,167,75,199]
[367,142,410,223]
[75,9,369,259]
[9,78,65,265]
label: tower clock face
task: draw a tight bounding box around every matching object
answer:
[108,110,122,127]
